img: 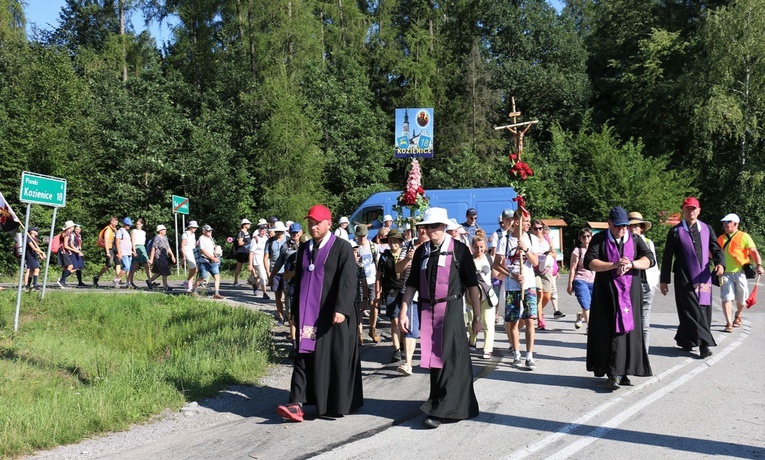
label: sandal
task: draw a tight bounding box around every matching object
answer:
[733,315,742,327]
[724,324,733,333]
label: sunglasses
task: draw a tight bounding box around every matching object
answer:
[533,226,544,231]
[420,223,442,230]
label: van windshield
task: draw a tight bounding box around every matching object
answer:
[352,207,383,229]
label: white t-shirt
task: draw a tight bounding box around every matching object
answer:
[334,227,349,241]
[498,232,539,291]
[181,231,197,260]
[116,228,133,254]
[198,235,215,260]
[132,229,147,246]
[358,239,377,285]
[249,234,268,265]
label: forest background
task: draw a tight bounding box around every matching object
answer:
[1,0,763,273]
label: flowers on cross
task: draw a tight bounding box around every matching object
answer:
[510,160,533,180]
[393,159,429,226]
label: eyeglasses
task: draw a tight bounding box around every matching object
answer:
[533,226,544,231]
[420,223,442,230]
[722,221,734,225]
[582,235,592,239]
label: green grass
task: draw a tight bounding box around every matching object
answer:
[0,291,273,458]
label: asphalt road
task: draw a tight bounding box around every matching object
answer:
[26,277,765,459]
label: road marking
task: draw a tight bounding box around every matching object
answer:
[504,322,750,460]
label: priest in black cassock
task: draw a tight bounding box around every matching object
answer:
[584,207,654,391]
[399,207,482,429]
[276,204,363,422]
[659,197,725,359]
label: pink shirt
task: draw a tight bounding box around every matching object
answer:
[572,247,595,283]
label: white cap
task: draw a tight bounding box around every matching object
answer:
[187,220,199,229]
[446,218,461,231]
[257,218,268,226]
[156,224,167,232]
[272,221,288,232]
[241,218,252,225]
[349,240,358,248]
[339,216,350,224]
[721,213,740,223]
[383,214,393,223]
[286,220,294,229]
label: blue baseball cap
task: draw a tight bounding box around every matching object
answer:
[289,223,302,233]
[608,207,630,226]
[123,217,133,226]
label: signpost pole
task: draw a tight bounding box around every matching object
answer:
[40,207,58,300]
[14,204,32,332]
[174,212,179,276]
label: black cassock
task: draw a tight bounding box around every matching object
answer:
[584,232,653,378]
[406,239,479,420]
[660,221,725,349]
[289,236,363,415]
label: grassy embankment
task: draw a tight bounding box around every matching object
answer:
[0,290,273,458]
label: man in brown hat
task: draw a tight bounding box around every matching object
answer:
[628,211,660,351]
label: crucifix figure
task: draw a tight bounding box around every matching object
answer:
[493,97,539,160]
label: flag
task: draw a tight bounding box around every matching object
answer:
[0,192,21,234]
[746,274,761,309]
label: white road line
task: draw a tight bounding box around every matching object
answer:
[504,323,750,460]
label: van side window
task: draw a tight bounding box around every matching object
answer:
[365,207,384,229]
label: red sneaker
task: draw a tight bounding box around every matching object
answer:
[277,403,304,422]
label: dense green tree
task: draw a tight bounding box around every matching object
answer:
[691,0,765,239]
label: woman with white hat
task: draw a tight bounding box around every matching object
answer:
[181,220,199,289]
[147,224,176,290]
[57,220,78,288]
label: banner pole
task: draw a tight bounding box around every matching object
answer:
[40,207,58,300]
[14,204,32,332]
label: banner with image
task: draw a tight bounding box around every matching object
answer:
[395,108,434,158]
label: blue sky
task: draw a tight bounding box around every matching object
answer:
[25,0,565,40]
[24,0,175,41]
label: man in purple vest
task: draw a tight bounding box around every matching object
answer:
[660,197,725,359]
[399,207,482,429]
[276,204,363,422]
[584,207,654,391]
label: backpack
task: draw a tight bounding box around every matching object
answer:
[146,235,155,255]
[97,226,110,248]
[50,232,64,254]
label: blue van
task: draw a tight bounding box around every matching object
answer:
[348,187,518,239]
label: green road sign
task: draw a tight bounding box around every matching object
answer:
[19,172,67,207]
[172,195,189,215]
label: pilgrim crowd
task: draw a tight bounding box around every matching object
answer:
[15,197,763,428]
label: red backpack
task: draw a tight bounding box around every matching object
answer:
[50,232,64,254]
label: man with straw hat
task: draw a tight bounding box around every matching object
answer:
[628,211,660,350]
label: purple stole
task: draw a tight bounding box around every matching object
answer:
[678,221,712,305]
[297,234,337,354]
[605,233,635,334]
[419,236,455,369]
